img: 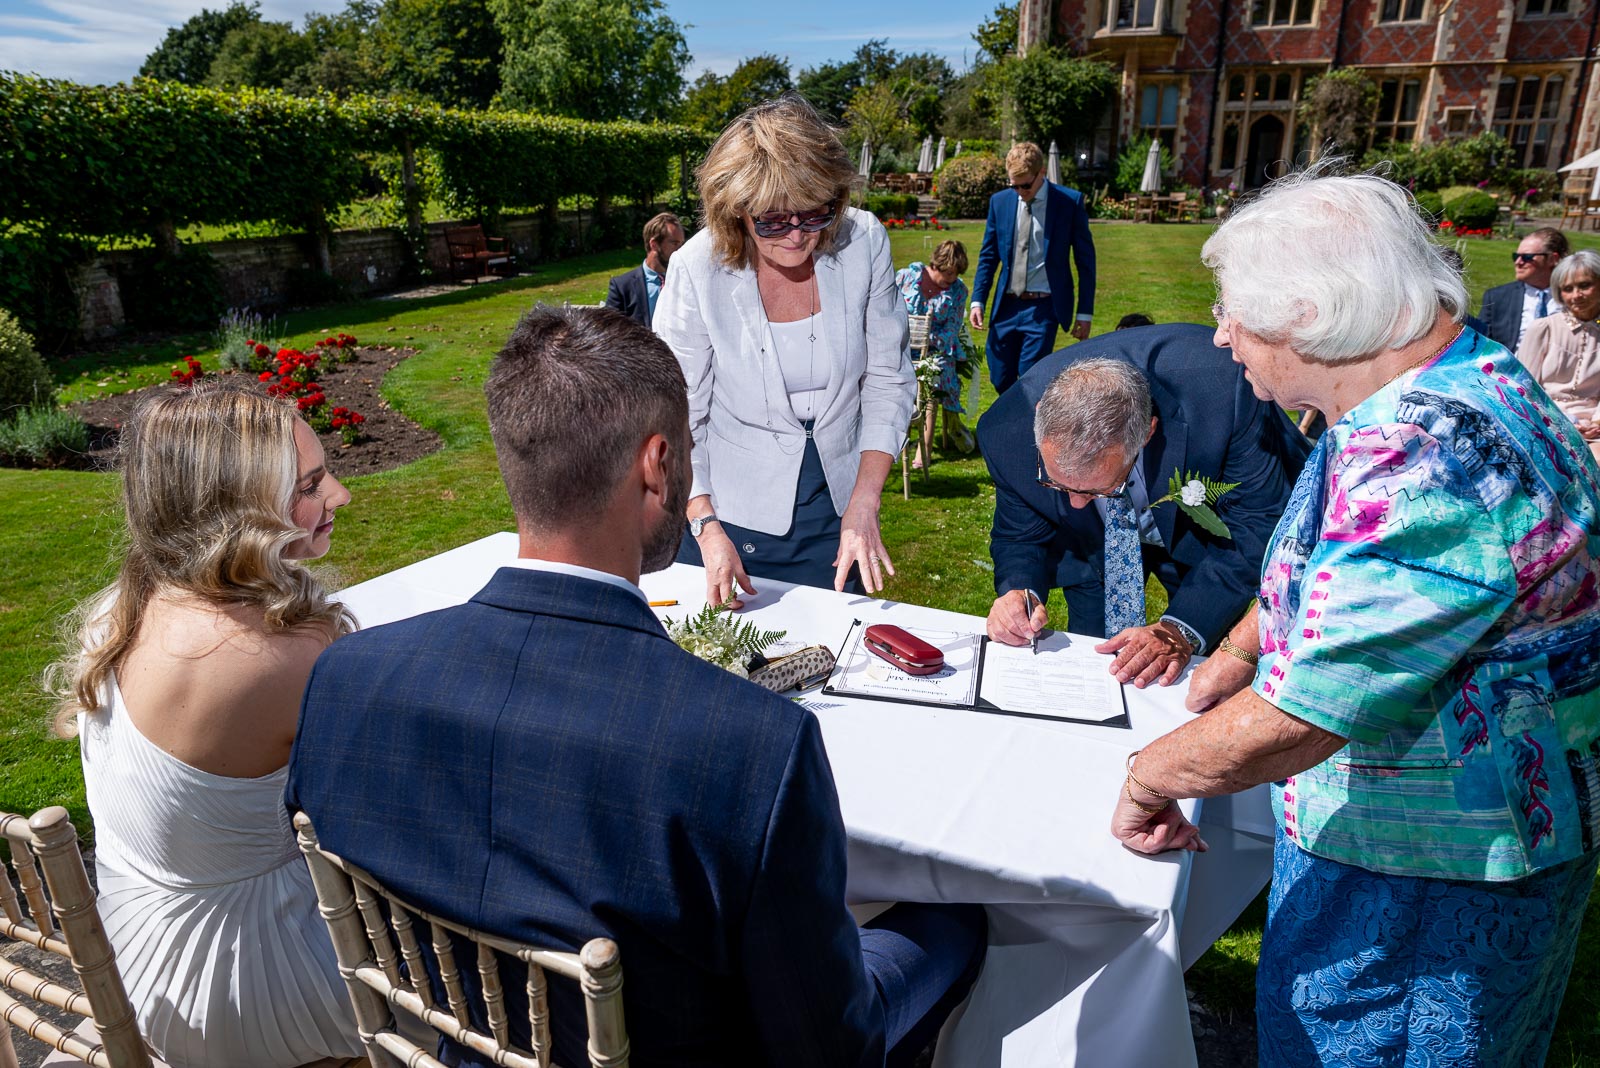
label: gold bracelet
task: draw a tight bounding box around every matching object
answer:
[1124,751,1171,802]
[1125,777,1172,815]
[1219,635,1260,666]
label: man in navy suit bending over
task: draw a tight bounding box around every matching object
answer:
[978,323,1307,688]
[969,142,1097,394]
[287,306,984,1068]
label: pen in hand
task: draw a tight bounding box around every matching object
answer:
[1022,589,1040,656]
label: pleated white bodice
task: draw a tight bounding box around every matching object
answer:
[79,676,362,1068]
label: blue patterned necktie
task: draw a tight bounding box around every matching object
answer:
[1103,491,1146,636]
[1537,289,1550,319]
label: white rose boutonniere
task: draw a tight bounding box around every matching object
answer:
[1151,470,1240,538]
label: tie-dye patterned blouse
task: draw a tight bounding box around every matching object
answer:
[1256,327,1600,882]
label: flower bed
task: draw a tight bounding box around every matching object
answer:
[68,343,439,475]
[882,217,951,231]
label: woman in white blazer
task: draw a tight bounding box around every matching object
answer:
[654,94,916,607]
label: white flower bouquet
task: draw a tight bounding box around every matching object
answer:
[664,604,786,679]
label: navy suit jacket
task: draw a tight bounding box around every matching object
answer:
[605,265,651,326]
[976,324,1309,646]
[1479,280,1527,351]
[970,183,1096,329]
[286,568,894,1068]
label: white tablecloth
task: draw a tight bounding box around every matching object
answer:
[337,533,1274,1068]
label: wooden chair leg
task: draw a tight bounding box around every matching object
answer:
[900,444,910,500]
[919,402,937,479]
[579,940,629,1068]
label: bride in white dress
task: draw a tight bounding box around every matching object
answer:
[49,380,364,1068]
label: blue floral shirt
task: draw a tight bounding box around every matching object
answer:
[1256,328,1600,881]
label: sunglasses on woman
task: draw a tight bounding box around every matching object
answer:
[750,208,836,238]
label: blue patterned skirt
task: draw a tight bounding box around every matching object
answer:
[1257,826,1597,1067]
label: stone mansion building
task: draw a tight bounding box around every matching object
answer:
[1023,0,1600,189]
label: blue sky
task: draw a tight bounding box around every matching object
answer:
[0,0,986,86]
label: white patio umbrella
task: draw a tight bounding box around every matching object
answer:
[918,136,934,173]
[954,140,963,158]
[935,136,947,170]
[1140,139,1163,194]
[1558,147,1600,197]
[1047,140,1061,185]
[858,140,872,177]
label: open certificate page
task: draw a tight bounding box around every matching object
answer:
[825,621,982,708]
[977,631,1127,724]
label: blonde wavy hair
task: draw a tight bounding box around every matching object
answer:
[696,93,859,270]
[49,380,355,736]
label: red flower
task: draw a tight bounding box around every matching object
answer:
[259,371,272,381]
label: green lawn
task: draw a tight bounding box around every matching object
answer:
[5,219,1600,1061]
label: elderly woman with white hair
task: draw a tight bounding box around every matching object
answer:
[1517,246,1600,460]
[1110,169,1600,1066]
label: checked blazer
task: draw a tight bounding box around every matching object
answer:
[286,567,904,1067]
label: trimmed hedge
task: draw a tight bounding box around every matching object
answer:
[935,153,1007,219]
[0,75,711,336]
[0,309,54,415]
[0,75,709,239]
[863,193,920,220]
[1413,190,1444,227]
[1443,190,1499,231]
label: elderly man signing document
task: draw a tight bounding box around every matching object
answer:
[1112,168,1600,1067]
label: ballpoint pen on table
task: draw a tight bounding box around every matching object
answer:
[1022,589,1040,656]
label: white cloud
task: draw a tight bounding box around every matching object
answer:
[0,0,346,84]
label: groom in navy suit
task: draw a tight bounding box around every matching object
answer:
[969,141,1098,394]
[978,323,1307,687]
[287,306,984,1068]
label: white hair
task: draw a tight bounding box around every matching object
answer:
[1201,164,1467,363]
[1552,249,1600,294]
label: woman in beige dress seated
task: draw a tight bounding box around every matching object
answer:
[49,380,363,1068]
[1517,247,1600,459]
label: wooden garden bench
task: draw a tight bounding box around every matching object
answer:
[444,226,515,284]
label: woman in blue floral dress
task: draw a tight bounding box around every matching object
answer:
[1109,170,1600,1067]
[896,240,975,468]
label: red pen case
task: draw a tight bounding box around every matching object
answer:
[864,624,945,676]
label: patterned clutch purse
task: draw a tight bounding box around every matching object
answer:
[747,645,837,693]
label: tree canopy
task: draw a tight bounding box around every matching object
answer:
[139,1,263,84]
[993,47,1118,151]
[369,0,503,109]
[489,0,689,121]
[205,21,315,90]
[681,54,792,131]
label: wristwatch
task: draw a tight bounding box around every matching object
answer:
[1159,615,1204,656]
[687,513,719,538]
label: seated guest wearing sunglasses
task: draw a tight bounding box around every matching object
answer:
[977,324,1308,687]
[1479,227,1568,351]
[655,93,916,607]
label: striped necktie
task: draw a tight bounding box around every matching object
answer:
[1537,289,1550,319]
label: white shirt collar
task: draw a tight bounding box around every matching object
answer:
[503,557,648,604]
